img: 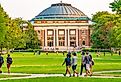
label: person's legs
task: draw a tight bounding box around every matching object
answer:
[64,66,71,77]
[73,65,78,77]
[85,64,91,76]
[80,64,83,75]
[67,66,71,77]
[72,65,75,76]
[90,65,92,75]
[0,64,2,73]
[7,64,11,73]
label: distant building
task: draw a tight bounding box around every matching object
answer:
[31,2,90,51]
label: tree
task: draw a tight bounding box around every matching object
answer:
[110,0,121,14]
[0,4,9,53]
[110,14,121,48]
[24,22,40,49]
[91,11,115,49]
[4,18,24,53]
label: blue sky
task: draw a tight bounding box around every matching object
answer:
[0,0,114,20]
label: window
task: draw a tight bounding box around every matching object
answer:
[82,41,85,45]
[47,41,53,47]
[70,41,76,47]
[70,37,76,40]
[58,37,65,40]
[70,30,75,35]
[59,30,64,35]
[47,37,53,40]
[47,30,53,35]
[59,41,65,46]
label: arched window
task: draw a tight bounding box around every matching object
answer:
[82,41,85,45]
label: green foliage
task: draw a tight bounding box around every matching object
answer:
[24,23,40,49]
[4,18,24,50]
[111,14,121,48]
[91,11,114,48]
[0,4,9,49]
[110,0,121,14]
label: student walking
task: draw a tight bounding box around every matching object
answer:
[84,51,91,76]
[7,54,13,73]
[89,54,94,76]
[80,50,86,75]
[62,54,71,77]
[0,54,4,73]
[72,52,78,77]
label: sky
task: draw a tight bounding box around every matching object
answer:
[0,0,114,20]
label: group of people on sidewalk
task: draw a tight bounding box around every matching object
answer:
[62,50,94,77]
[0,54,13,73]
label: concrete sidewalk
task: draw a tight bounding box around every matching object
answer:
[1,70,121,80]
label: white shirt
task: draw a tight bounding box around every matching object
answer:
[72,56,77,65]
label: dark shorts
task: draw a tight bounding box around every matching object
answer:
[0,63,2,68]
[7,64,11,69]
[66,64,71,67]
[72,65,77,71]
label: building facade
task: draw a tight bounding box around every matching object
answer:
[31,2,90,51]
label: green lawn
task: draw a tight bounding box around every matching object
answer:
[1,52,121,74]
[1,77,121,82]
[1,52,121,81]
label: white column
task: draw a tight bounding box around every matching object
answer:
[76,29,78,47]
[68,29,70,47]
[65,29,67,46]
[45,29,47,47]
[54,29,56,49]
[57,29,58,46]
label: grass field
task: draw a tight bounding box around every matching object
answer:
[1,52,121,81]
[1,77,121,82]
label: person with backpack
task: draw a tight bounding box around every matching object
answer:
[72,52,78,77]
[0,54,4,73]
[84,51,91,76]
[7,54,13,73]
[62,54,71,77]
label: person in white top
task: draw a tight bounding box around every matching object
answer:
[72,52,78,77]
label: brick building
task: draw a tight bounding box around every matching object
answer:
[31,2,90,51]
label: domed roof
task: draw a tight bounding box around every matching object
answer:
[32,3,89,20]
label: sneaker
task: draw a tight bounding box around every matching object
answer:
[69,74,71,77]
[63,74,66,76]
[0,71,2,73]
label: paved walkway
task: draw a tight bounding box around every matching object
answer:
[1,70,121,80]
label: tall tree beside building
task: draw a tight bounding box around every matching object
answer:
[24,22,40,49]
[0,4,9,52]
[91,11,115,48]
[4,18,24,52]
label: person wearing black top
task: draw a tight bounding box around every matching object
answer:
[7,54,13,73]
[80,51,86,75]
[62,54,71,77]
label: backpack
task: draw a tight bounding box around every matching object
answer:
[7,57,12,64]
[0,56,4,64]
[92,60,94,65]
